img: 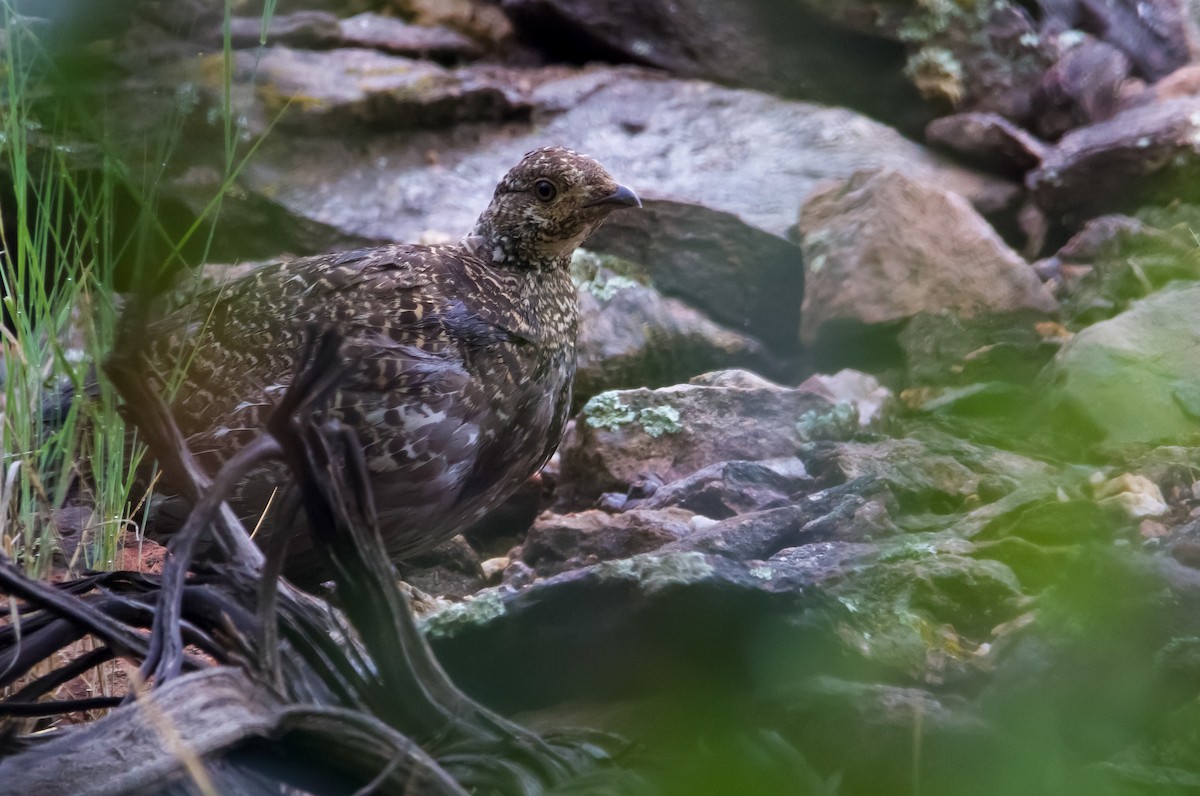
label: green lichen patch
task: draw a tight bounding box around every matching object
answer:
[570,249,648,299]
[420,590,507,640]
[582,391,637,431]
[638,405,682,437]
[796,403,860,442]
[593,551,715,593]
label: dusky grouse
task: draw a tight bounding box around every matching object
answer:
[144,147,640,583]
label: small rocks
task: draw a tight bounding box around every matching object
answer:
[637,458,811,519]
[397,535,485,599]
[518,508,696,575]
[799,432,1053,516]
[796,369,893,427]
[1095,473,1170,519]
[798,169,1057,354]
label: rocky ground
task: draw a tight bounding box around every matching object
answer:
[11,0,1200,793]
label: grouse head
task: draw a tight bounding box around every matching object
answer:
[468,146,641,271]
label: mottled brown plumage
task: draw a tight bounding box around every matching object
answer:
[145,147,639,582]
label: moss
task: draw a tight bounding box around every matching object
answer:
[582,390,637,431]
[588,274,639,301]
[593,552,715,592]
[421,590,506,639]
[796,403,859,441]
[897,0,967,41]
[639,405,682,437]
[570,249,648,299]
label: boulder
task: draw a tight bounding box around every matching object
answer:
[572,253,777,404]
[1045,283,1200,447]
[228,60,1013,234]
[557,371,831,507]
[798,169,1058,352]
[1028,97,1200,221]
[425,537,1026,706]
[227,11,342,50]
[584,201,805,351]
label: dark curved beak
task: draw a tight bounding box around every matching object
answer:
[585,183,642,210]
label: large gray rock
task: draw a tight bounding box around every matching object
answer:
[218,57,1013,349]
[1046,283,1200,446]
[232,60,1013,238]
[572,254,776,405]
[798,169,1058,348]
[585,201,805,351]
[557,371,832,507]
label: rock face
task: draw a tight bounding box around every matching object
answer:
[1046,283,1200,446]
[557,371,832,507]
[798,169,1058,349]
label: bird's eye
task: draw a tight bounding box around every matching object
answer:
[533,179,557,201]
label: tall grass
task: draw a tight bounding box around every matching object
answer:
[0,18,136,576]
[0,1,275,577]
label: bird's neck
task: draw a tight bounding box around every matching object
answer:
[464,217,573,274]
